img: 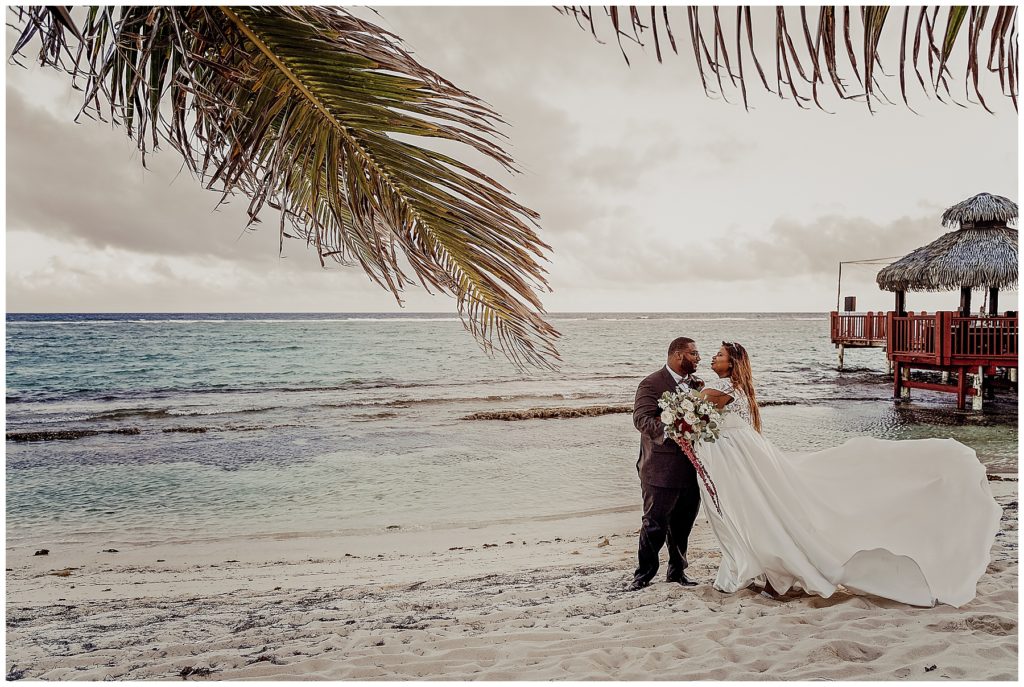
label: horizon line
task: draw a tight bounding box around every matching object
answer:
[6,309,834,315]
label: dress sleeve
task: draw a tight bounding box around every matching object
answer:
[704,376,735,395]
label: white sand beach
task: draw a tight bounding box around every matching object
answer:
[5,479,1017,681]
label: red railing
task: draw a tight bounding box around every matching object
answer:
[888,313,1019,365]
[830,312,888,345]
[948,316,1019,362]
[889,312,937,358]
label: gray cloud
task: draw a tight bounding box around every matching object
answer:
[695,137,758,168]
[555,213,944,288]
[5,82,323,269]
[5,229,447,312]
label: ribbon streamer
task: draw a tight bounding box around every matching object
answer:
[680,441,722,516]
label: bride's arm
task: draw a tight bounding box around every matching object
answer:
[699,389,733,410]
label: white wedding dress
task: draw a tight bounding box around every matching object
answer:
[694,376,1002,608]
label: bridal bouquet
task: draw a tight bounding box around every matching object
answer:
[658,389,724,515]
[658,389,722,446]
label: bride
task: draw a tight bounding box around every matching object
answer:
[692,341,1002,608]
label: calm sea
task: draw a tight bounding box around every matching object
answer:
[6,313,1017,547]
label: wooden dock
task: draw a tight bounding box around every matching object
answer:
[831,311,1019,409]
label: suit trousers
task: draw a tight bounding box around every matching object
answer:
[633,481,701,584]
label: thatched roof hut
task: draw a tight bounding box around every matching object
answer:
[941,192,1018,229]
[876,193,1018,294]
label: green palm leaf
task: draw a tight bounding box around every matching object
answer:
[558,5,1019,113]
[9,6,560,368]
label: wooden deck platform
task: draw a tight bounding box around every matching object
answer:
[830,311,1018,409]
[829,312,887,348]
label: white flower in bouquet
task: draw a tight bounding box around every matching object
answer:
[658,388,723,448]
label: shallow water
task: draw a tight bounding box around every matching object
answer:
[6,313,1017,546]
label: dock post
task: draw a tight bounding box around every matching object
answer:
[900,366,911,399]
[941,370,950,384]
[1010,368,1018,383]
[972,366,984,411]
[837,344,845,371]
[957,368,967,410]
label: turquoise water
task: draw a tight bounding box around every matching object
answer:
[6,313,1017,546]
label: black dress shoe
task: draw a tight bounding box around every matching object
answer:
[627,579,651,592]
[666,574,698,587]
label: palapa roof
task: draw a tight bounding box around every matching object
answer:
[941,192,1018,229]
[876,193,1018,293]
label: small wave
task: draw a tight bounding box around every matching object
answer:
[756,395,891,406]
[670,317,755,321]
[167,406,279,417]
[87,408,176,421]
[460,397,866,419]
[312,391,613,410]
[342,317,462,322]
[78,405,277,421]
[7,378,411,404]
[816,395,892,402]
[391,392,611,407]
[462,404,631,421]
[316,400,395,409]
[350,411,400,422]
[279,379,403,392]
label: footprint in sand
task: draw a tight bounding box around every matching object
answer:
[928,614,1017,636]
[691,585,725,602]
[808,640,883,663]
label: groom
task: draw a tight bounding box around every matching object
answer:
[628,337,703,591]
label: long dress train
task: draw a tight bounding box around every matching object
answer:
[695,378,1001,608]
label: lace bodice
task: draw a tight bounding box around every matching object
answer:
[704,375,754,427]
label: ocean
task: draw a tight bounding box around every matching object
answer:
[6,313,1017,549]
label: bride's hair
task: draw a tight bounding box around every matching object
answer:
[722,341,762,433]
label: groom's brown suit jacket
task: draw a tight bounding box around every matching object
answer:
[634,367,703,488]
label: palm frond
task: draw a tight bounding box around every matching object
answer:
[9,6,560,368]
[557,5,1019,112]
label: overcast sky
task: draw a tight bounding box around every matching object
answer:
[5,7,1019,313]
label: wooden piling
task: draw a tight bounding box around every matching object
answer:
[972,366,984,410]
